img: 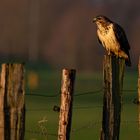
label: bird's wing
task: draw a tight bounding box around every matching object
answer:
[113,23,130,51]
[97,36,102,44]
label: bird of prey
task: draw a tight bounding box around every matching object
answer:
[93,15,131,66]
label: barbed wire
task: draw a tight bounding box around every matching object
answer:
[25,88,101,98]
[0,101,138,114]
[25,88,137,98]
[26,92,60,98]
[74,88,103,96]
[73,105,103,110]
[26,105,103,112]
[25,89,103,98]
[0,106,103,115]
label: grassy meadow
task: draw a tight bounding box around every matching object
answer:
[24,68,140,140]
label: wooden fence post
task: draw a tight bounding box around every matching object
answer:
[138,57,140,130]
[100,55,125,140]
[58,69,76,140]
[0,64,25,140]
[138,105,140,130]
[138,57,140,103]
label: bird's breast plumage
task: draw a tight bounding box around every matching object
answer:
[97,24,120,53]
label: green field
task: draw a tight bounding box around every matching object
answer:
[24,69,140,140]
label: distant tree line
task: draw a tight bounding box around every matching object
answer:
[0,0,139,71]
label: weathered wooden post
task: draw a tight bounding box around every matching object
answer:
[138,105,140,130]
[0,64,25,140]
[100,55,125,140]
[137,57,140,129]
[138,57,140,103]
[58,69,76,140]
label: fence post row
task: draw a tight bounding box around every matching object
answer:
[0,57,139,139]
[100,55,125,140]
[0,64,25,140]
[58,69,76,140]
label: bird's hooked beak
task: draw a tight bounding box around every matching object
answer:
[93,17,97,23]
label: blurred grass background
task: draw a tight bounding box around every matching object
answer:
[24,66,140,140]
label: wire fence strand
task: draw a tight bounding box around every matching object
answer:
[25,88,137,98]
[23,87,139,138]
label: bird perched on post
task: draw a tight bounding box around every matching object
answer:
[93,15,131,66]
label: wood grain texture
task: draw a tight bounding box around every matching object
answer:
[0,64,25,140]
[138,57,140,103]
[58,69,76,140]
[100,55,125,140]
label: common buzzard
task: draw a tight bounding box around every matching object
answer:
[93,15,131,66]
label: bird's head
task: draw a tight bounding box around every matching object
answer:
[93,15,112,28]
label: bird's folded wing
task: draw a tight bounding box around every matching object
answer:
[113,23,130,51]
